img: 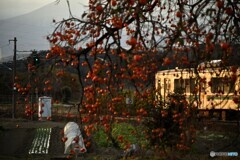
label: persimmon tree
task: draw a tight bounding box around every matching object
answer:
[46,0,239,153]
[16,0,240,158]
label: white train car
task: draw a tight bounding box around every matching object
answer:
[155,61,240,120]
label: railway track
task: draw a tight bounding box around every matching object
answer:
[198,119,240,133]
[202,119,240,125]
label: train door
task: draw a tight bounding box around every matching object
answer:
[156,79,161,102]
[164,78,171,106]
[199,78,206,110]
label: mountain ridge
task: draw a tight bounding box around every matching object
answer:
[0,0,85,60]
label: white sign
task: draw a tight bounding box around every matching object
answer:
[38,96,52,118]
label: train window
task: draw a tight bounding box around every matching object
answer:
[211,78,235,93]
[200,77,207,93]
[157,79,161,90]
[164,78,170,93]
[238,80,240,92]
[174,78,195,94]
[211,78,224,93]
[174,79,185,93]
[224,79,235,93]
[189,78,195,93]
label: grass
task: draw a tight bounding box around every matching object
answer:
[93,122,149,149]
[92,122,240,160]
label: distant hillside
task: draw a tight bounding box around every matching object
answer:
[0,54,30,63]
[0,0,86,59]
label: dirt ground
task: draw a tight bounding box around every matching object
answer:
[0,106,126,160]
[0,117,124,160]
[0,117,240,160]
[0,118,66,159]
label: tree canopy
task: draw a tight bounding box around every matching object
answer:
[15,0,240,157]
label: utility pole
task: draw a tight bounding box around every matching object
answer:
[9,37,17,119]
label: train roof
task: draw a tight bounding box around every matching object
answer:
[156,61,239,75]
[156,68,193,75]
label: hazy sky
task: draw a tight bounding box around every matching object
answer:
[0,0,78,20]
[0,0,89,59]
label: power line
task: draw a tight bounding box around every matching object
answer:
[0,43,10,48]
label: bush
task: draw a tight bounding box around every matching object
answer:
[144,93,196,151]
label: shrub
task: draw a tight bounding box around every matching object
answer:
[144,93,196,151]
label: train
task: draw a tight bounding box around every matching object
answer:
[155,60,240,120]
